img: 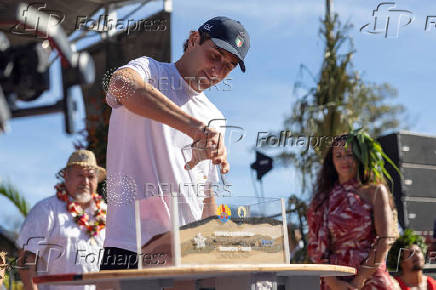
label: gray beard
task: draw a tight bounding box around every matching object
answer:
[73,192,92,204]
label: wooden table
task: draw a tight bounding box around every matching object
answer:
[34,264,356,290]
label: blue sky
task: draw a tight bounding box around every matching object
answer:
[1,0,435,231]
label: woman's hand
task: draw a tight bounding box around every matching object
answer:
[336,280,359,290]
[350,275,366,289]
[325,277,358,290]
[351,265,376,289]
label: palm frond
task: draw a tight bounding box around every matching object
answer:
[346,128,401,191]
[0,181,30,217]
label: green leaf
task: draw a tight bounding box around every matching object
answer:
[352,138,362,162]
[0,181,29,217]
[361,142,369,169]
[380,150,402,177]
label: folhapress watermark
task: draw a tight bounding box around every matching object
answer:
[256,131,342,152]
[361,2,436,38]
[76,249,167,267]
[9,3,168,38]
[75,16,167,35]
[10,2,65,39]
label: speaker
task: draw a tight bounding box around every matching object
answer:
[401,165,436,198]
[378,131,436,233]
[402,198,436,231]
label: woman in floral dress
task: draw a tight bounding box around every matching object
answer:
[307,131,399,290]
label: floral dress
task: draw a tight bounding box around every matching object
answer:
[307,179,395,290]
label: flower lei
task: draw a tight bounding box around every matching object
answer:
[55,183,106,237]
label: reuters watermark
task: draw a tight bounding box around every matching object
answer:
[148,76,232,92]
[102,70,233,100]
[104,176,232,207]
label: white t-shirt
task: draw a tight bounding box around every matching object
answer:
[104,56,225,252]
[17,196,106,290]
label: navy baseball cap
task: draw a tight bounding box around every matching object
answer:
[198,16,250,72]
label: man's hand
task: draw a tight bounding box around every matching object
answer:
[185,127,229,174]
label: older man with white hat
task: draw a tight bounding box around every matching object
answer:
[17,150,106,290]
[0,251,7,288]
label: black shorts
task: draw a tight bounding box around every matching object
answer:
[100,247,138,270]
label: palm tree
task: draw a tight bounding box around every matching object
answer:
[275,12,406,196]
[0,181,29,218]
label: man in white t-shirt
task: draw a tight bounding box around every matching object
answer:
[101,16,250,270]
[17,150,106,290]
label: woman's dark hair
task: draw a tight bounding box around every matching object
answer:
[312,133,389,210]
[183,30,211,52]
[313,135,347,209]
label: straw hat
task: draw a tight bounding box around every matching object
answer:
[0,251,6,264]
[0,251,7,269]
[59,150,106,182]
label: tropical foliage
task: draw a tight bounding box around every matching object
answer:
[345,128,401,186]
[276,14,406,196]
[0,182,29,217]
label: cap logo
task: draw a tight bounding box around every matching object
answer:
[235,35,244,48]
[203,24,213,31]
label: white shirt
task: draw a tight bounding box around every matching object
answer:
[17,196,106,290]
[104,56,224,252]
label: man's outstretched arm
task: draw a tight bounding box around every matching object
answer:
[108,68,229,173]
[108,68,205,140]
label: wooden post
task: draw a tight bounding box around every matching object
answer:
[326,0,333,20]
